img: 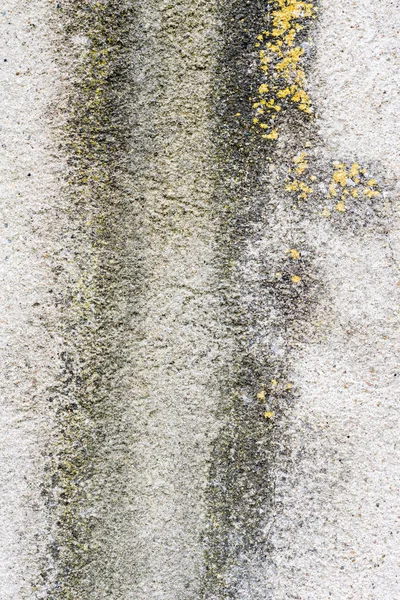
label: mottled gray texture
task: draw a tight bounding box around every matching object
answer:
[313,0,400,179]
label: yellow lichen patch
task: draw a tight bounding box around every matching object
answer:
[285,178,313,199]
[293,151,308,174]
[257,389,266,401]
[271,0,315,37]
[264,411,275,419]
[258,83,270,94]
[335,200,346,212]
[363,178,380,198]
[289,248,301,259]
[349,163,359,179]
[252,0,316,140]
[262,129,279,140]
[363,188,380,198]
[291,275,301,283]
[327,161,381,209]
[276,86,292,99]
[332,166,348,187]
[328,183,337,197]
[321,207,331,218]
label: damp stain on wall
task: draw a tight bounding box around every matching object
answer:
[201,1,393,598]
[37,1,135,598]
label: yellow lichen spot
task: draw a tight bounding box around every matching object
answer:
[264,411,274,419]
[309,174,317,181]
[262,128,279,140]
[291,275,301,283]
[275,271,282,279]
[335,200,346,212]
[285,28,297,46]
[271,379,278,386]
[293,151,308,174]
[276,86,291,98]
[235,112,241,117]
[367,178,377,187]
[349,163,359,178]
[253,118,259,124]
[299,182,312,195]
[286,179,312,197]
[351,188,358,198]
[332,168,347,187]
[286,180,299,192]
[289,248,301,259]
[321,207,331,218]
[252,0,315,138]
[363,188,380,198]
[257,389,266,401]
[328,183,337,198]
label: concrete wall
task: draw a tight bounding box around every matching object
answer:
[0,0,398,598]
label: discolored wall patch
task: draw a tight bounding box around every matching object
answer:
[37,1,136,597]
[201,0,396,598]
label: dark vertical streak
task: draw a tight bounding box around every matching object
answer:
[39,2,136,597]
[201,2,320,597]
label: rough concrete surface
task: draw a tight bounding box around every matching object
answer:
[0,0,398,599]
[264,2,400,597]
[0,1,61,597]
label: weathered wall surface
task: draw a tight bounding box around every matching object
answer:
[0,1,61,596]
[264,1,400,598]
[0,0,398,599]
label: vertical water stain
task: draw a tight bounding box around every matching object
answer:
[202,1,392,598]
[38,1,136,597]
[201,2,319,597]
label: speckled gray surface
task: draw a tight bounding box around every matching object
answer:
[262,1,400,596]
[0,0,398,598]
[0,1,61,597]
